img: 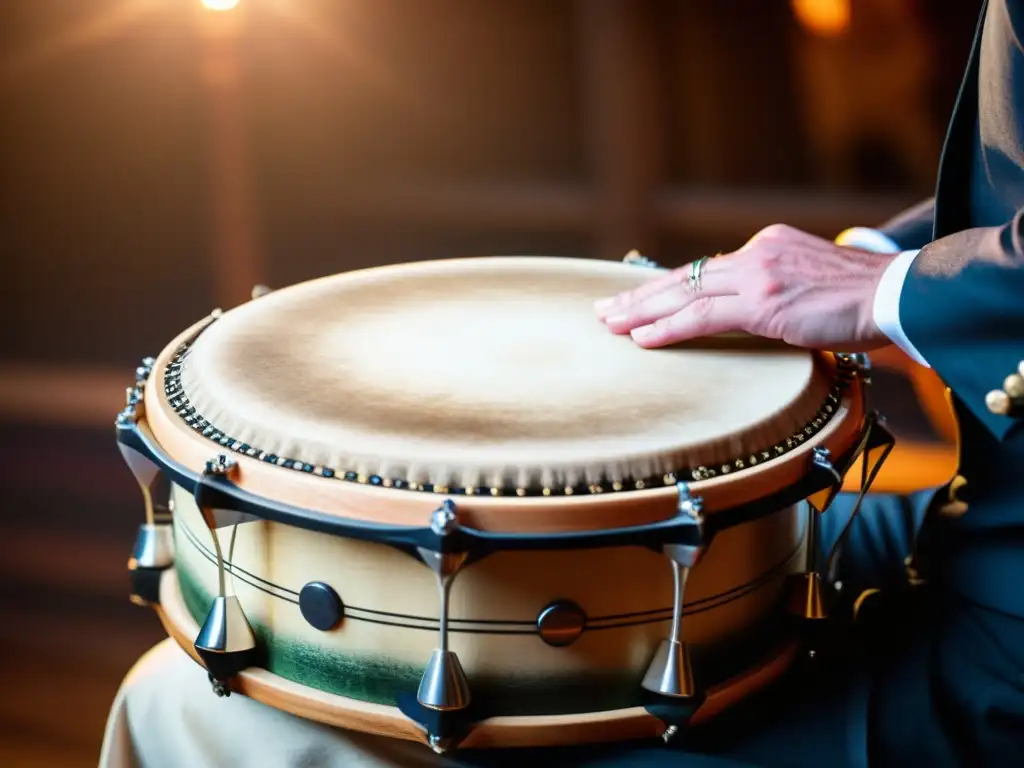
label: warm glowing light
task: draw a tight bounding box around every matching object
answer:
[791,0,850,37]
[202,0,239,11]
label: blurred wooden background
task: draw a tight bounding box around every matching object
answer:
[0,1,980,765]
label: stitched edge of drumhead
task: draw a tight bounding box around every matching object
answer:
[161,332,853,497]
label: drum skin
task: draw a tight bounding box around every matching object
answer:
[172,483,805,717]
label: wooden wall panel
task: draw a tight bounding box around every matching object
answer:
[0,3,214,368]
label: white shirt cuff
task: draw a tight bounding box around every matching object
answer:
[872,249,931,368]
[834,226,901,254]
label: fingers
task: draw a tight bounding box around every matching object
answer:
[604,226,826,349]
[603,266,739,334]
[628,295,750,349]
[594,268,686,321]
[594,255,736,324]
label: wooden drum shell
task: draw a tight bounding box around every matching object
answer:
[170,482,806,713]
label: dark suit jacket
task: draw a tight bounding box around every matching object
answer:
[867,1,1024,764]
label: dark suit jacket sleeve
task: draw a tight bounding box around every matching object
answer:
[878,198,935,251]
[899,207,1024,440]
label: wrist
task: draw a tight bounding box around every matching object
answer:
[872,249,930,367]
[860,254,899,346]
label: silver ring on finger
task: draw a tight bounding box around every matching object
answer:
[687,255,710,294]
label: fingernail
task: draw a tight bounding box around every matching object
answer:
[631,325,654,341]
[606,314,629,326]
[594,297,617,313]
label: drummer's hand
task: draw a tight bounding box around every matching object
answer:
[594,224,895,352]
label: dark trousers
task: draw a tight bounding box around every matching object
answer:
[449,492,1024,767]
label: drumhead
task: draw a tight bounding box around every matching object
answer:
[170,256,834,495]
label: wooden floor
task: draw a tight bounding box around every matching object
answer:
[0,375,948,766]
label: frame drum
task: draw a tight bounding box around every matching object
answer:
[115,256,890,753]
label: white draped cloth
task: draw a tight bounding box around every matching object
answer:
[98,639,447,768]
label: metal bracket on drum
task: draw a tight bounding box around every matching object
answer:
[117,356,176,607]
[783,351,876,628]
[192,454,259,695]
[784,447,841,626]
[834,352,872,385]
[640,482,708,743]
[396,500,476,754]
[823,354,893,590]
[194,454,264,530]
[822,413,895,584]
[786,411,895,651]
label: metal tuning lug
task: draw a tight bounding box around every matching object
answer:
[118,359,175,606]
[784,503,828,664]
[250,284,273,300]
[622,249,661,269]
[197,454,261,529]
[787,456,829,623]
[806,446,842,514]
[117,355,156,426]
[787,448,834,624]
[194,594,257,695]
[811,446,839,481]
[193,454,258,693]
[823,413,895,585]
[786,555,827,622]
[835,352,871,383]
[786,447,842,623]
[415,501,471,721]
[118,443,166,521]
[127,520,175,606]
[642,483,703,704]
[205,453,238,477]
[131,520,174,570]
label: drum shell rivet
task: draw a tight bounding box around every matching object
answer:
[536,600,587,647]
[299,582,345,631]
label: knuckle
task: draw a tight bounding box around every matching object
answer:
[757,242,784,264]
[750,245,785,281]
[755,276,785,298]
[755,223,793,241]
